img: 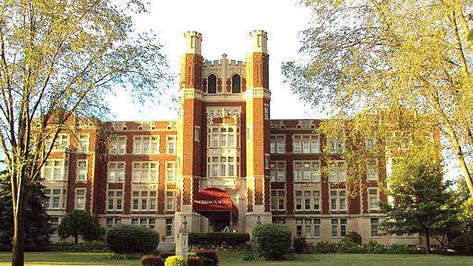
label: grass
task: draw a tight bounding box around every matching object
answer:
[1,252,473,266]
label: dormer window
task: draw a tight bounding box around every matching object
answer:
[208,74,217,94]
[231,74,241,93]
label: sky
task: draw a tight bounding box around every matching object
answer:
[107,0,315,121]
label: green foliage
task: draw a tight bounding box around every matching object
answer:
[164,256,187,266]
[110,253,143,260]
[0,177,50,251]
[49,240,109,252]
[57,210,101,244]
[188,233,249,246]
[448,232,473,255]
[380,150,463,253]
[346,232,362,245]
[314,241,337,254]
[105,225,159,255]
[313,240,417,254]
[141,254,164,266]
[293,236,308,253]
[252,224,292,260]
[336,238,365,253]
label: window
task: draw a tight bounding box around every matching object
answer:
[78,134,89,152]
[331,218,348,238]
[328,161,346,182]
[134,136,159,154]
[166,219,173,237]
[75,189,86,210]
[365,137,376,150]
[166,162,176,182]
[167,136,176,154]
[166,190,175,211]
[367,159,379,181]
[107,190,123,211]
[131,218,156,229]
[194,126,200,142]
[272,218,286,224]
[231,74,241,93]
[294,161,321,182]
[131,191,157,211]
[207,74,217,94]
[265,154,270,170]
[108,162,125,183]
[330,190,347,211]
[371,218,380,236]
[270,135,285,154]
[270,162,286,182]
[327,138,345,153]
[207,127,237,148]
[109,136,126,154]
[45,134,70,151]
[295,190,321,211]
[264,105,270,120]
[76,160,87,182]
[106,218,121,227]
[132,162,159,183]
[296,219,321,238]
[43,159,67,180]
[293,135,320,153]
[270,189,286,211]
[44,188,66,209]
[207,156,237,177]
[368,188,380,210]
[50,217,59,235]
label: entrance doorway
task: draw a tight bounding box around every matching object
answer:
[193,188,238,232]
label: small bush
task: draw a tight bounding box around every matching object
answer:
[188,233,250,246]
[293,236,307,253]
[196,249,219,265]
[364,240,386,254]
[346,232,362,245]
[165,255,187,266]
[336,238,364,253]
[252,224,291,260]
[385,243,417,254]
[449,232,473,255]
[202,257,215,266]
[314,241,337,253]
[49,240,108,252]
[141,255,164,266]
[187,256,203,266]
[106,225,159,254]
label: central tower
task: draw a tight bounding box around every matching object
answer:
[176,30,271,235]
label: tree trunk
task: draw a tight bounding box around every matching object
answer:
[75,235,78,244]
[425,232,431,255]
[12,197,26,266]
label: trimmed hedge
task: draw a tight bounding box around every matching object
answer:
[196,249,219,265]
[106,225,159,254]
[312,239,419,254]
[188,233,249,246]
[49,240,108,252]
[187,256,203,266]
[141,254,164,266]
[252,224,292,260]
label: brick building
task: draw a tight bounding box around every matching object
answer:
[42,30,423,246]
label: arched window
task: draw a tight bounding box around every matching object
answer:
[231,74,241,93]
[208,74,217,94]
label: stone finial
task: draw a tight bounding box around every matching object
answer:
[249,30,268,54]
[222,53,228,59]
[184,31,202,55]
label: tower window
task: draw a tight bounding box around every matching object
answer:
[231,74,241,93]
[208,74,217,94]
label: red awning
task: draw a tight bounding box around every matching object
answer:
[193,188,238,219]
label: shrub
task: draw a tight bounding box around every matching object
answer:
[252,224,291,260]
[110,253,142,260]
[202,257,215,266]
[58,210,101,244]
[364,240,386,254]
[196,249,219,265]
[449,232,473,255]
[165,256,187,266]
[293,236,307,253]
[242,250,263,262]
[187,256,203,266]
[49,240,108,252]
[106,225,159,254]
[188,233,250,246]
[385,244,417,254]
[141,255,164,266]
[314,241,337,253]
[159,251,175,260]
[336,238,365,253]
[346,232,362,245]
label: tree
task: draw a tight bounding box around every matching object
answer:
[282,0,473,195]
[57,210,101,244]
[0,172,50,252]
[0,1,170,265]
[380,149,462,254]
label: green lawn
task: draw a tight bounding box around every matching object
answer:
[1,252,473,266]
